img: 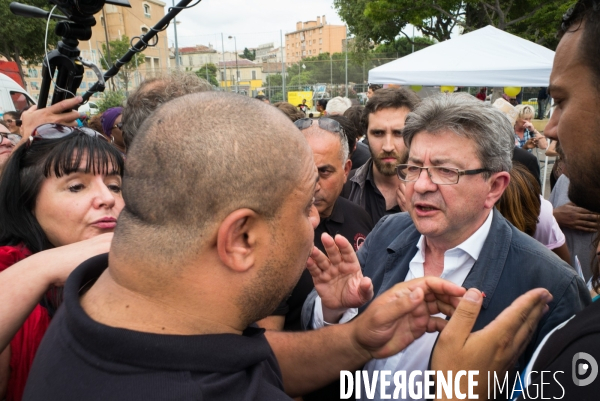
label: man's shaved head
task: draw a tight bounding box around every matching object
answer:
[114,92,311,265]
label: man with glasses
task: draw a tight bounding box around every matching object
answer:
[433,1,600,398]
[304,93,589,400]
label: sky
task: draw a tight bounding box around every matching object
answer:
[165,0,345,52]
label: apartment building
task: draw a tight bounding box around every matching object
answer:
[285,15,346,65]
[170,45,237,69]
[24,0,170,100]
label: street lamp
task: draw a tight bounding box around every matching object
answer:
[172,0,180,70]
[228,35,239,94]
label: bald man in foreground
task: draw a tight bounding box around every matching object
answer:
[22,93,540,400]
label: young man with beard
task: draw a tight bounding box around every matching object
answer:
[342,88,420,224]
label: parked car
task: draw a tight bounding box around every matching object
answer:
[78,101,100,116]
[0,73,36,117]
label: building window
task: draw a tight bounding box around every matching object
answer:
[86,71,93,78]
[141,27,149,35]
[88,82,94,89]
[252,71,256,80]
[100,16,104,27]
[309,50,312,55]
[319,38,322,44]
[31,82,39,90]
[143,3,150,17]
[319,28,322,34]
[28,68,38,78]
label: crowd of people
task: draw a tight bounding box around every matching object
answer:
[0,0,598,400]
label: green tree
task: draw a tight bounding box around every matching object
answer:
[100,36,145,93]
[240,47,256,61]
[195,63,218,87]
[0,0,60,89]
[96,90,126,113]
[335,0,573,50]
[264,73,284,87]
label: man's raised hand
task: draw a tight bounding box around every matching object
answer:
[306,233,373,322]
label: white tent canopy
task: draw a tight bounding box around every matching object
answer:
[368,25,555,87]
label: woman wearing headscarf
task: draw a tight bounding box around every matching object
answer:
[101,107,125,153]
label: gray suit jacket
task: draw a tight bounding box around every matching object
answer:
[302,209,591,373]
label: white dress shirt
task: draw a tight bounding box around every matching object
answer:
[312,211,494,401]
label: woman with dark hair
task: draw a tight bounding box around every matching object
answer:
[496,163,570,263]
[0,124,125,401]
[3,111,21,135]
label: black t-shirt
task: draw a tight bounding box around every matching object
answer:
[342,165,402,225]
[273,197,373,332]
[24,254,291,401]
[516,299,600,400]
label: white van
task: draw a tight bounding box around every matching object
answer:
[0,73,36,117]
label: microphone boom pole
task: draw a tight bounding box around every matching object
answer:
[81,0,199,102]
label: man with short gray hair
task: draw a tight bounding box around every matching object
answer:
[304,93,589,400]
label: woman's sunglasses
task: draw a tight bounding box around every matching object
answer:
[29,124,108,146]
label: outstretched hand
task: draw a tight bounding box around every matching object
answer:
[306,233,373,322]
[351,277,466,360]
[432,288,552,400]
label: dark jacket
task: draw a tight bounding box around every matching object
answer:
[341,160,400,225]
[303,209,591,374]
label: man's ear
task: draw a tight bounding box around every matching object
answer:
[484,172,510,209]
[343,158,352,181]
[216,208,262,273]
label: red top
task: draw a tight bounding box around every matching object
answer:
[0,245,51,401]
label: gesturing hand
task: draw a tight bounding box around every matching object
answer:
[432,288,552,400]
[350,277,466,359]
[306,233,373,322]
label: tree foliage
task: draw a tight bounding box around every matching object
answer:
[195,63,219,87]
[335,0,575,50]
[100,36,145,93]
[0,0,60,89]
[96,90,126,113]
[240,47,256,61]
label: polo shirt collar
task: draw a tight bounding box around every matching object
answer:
[326,197,345,224]
[64,254,275,373]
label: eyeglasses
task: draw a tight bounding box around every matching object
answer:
[0,132,13,144]
[396,164,490,185]
[1,132,20,146]
[294,117,346,138]
[113,122,123,130]
[29,124,108,146]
